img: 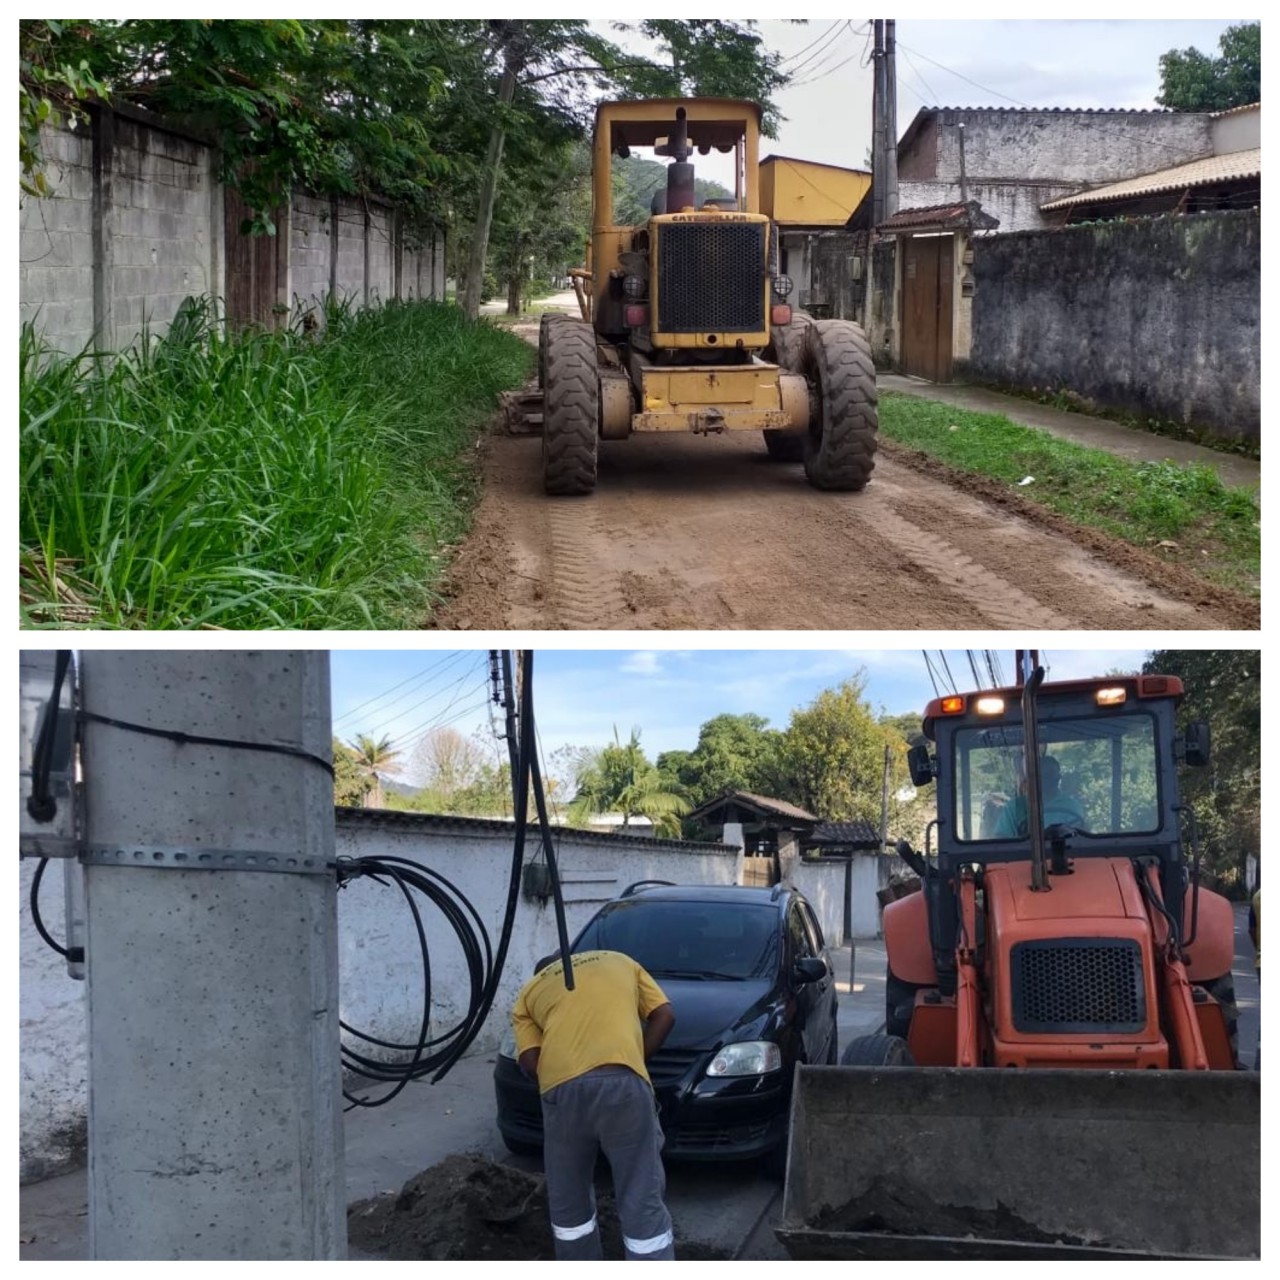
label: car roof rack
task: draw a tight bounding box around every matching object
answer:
[620,879,676,897]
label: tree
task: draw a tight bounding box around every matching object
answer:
[1157,22,1260,112]
[567,727,690,837]
[613,21,792,138]
[332,736,368,807]
[657,712,785,810]
[775,673,910,828]
[1143,649,1260,890]
[348,732,403,809]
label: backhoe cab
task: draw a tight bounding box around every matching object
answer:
[778,667,1259,1260]
[537,98,877,495]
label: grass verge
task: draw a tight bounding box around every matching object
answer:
[20,298,534,629]
[878,392,1260,596]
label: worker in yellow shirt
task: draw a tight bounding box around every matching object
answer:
[512,949,677,1260]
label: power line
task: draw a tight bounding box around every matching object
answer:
[780,19,842,66]
[333,650,472,727]
[783,20,849,79]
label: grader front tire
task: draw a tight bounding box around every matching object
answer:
[801,318,878,492]
[542,320,599,496]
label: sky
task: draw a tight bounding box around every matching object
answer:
[330,647,1155,784]
[597,17,1248,185]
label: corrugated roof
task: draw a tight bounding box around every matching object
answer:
[1040,147,1261,210]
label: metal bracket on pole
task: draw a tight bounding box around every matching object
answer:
[83,844,335,875]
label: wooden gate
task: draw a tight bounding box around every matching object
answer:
[901,233,954,382]
[224,186,288,331]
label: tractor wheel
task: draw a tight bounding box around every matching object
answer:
[542,319,599,496]
[799,318,878,492]
[1199,972,1241,1067]
[762,313,813,462]
[840,1033,915,1067]
[885,973,924,1041]
[537,312,570,390]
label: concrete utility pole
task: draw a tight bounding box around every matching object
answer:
[884,19,899,220]
[78,651,344,1260]
[871,20,886,229]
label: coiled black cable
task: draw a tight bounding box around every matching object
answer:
[338,650,572,1107]
[29,857,83,964]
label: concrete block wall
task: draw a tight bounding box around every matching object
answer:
[291,192,333,310]
[21,113,448,355]
[19,811,738,1182]
[966,209,1260,441]
[19,122,97,354]
[108,115,218,349]
[367,204,395,305]
[334,203,367,304]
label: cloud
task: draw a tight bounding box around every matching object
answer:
[620,651,663,675]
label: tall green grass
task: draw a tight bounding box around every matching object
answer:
[20,298,534,628]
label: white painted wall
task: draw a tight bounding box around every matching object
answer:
[20,810,738,1181]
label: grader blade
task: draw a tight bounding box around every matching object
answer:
[777,1065,1260,1260]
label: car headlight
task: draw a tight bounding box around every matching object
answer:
[705,1041,782,1077]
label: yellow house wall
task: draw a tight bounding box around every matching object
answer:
[762,159,870,226]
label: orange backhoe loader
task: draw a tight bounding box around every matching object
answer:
[778,656,1259,1259]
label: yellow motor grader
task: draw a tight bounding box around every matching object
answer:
[534,98,877,495]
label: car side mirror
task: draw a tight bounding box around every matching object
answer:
[793,957,826,985]
[1183,722,1210,768]
[907,743,934,787]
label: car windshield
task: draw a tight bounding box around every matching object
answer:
[953,711,1160,841]
[577,900,778,980]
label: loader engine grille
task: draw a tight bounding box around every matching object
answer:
[1011,938,1146,1034]
[657,222,765,333]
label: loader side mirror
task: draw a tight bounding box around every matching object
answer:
[1183,722,1211,768]
[907,744,934,787]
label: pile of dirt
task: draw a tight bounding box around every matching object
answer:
[813,1175,1085,1247]
[348,1153,730,1261]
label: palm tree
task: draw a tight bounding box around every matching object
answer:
[567,727,690,837]
[349,733,403,809]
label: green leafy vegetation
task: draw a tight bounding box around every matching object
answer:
[20,298,533,629]
[879,393,1259,594]
[1157,21,1260,112]
[1144,649,1259,892]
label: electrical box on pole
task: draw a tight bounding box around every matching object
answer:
[20,650,77,859]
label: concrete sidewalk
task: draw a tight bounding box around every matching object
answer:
[19,936,887,1261]
[879,373,1260,494]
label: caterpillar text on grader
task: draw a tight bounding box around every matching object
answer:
[778,655,1260,1260]
[529,98,877,495]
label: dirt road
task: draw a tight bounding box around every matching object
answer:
[433,424,1256,631]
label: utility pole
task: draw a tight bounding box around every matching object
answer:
[884,19,899,220]
[871,20,886,229]
[879,743,892,854]
[78,651,344,1260]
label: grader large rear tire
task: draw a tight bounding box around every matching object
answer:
[800,318,878,492]
[542,319,598,496]
[762,313,814,462]
[537,312,570,390]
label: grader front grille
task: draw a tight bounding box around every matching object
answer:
[1011,938,1147,1034]
[657,222,765,333]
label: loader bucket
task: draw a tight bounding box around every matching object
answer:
[777,1065,1259,1260]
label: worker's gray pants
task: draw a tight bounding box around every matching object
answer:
[542,1065,675,1260]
